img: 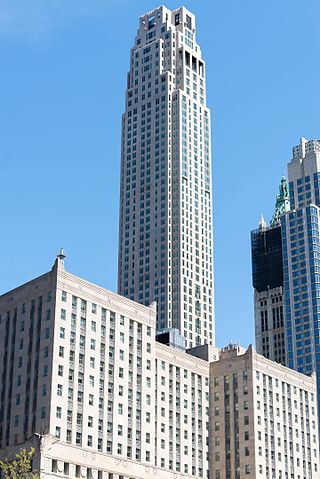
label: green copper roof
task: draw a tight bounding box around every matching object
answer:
[270,176,290,227]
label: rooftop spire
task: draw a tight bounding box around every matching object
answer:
[258,214,266,230]
[270,176,290,227]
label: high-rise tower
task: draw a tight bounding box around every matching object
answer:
[252,138,320,424]
[118,7,214,348]
[281,138,320,389]
[251,178,290,365]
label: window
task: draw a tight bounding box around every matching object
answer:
[57,384,63,396]
[91,321,96,332]
[61,309,66,320]
[90,339,96,350]
[59,346,64,357]
[61,291,67,302]
[52,460,58,473]
[56,407,62,419]
[89,394,94,405]
[60,327,65,339]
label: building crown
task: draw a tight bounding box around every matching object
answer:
[270,176,290,227]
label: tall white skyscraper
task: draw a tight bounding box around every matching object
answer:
[118,6,214,348]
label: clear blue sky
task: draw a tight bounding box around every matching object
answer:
[1,0,319,348]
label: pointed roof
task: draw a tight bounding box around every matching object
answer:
[270,176,290,227]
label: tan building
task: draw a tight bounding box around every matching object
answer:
[209,344,319,479]
[0,253,214,479]
[1,255,319,479]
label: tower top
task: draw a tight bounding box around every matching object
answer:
[270,176,290,227]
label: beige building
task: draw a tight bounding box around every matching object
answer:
[209,344,319,479]
[0,253,214,479]
[1,255,319,479]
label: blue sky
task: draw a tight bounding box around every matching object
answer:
[0,0,319,348]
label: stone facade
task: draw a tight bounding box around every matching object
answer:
[209,345,319,479]
[118,6,214,348]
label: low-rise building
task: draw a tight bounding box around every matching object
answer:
[210,344,319,479]
[1,255,319,478]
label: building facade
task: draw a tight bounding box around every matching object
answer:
[117,6,214,348]
[0,254,213,479]
[251,137,320,431]
[209,344,319,479]
[281,138,320,418]
[1,256,319,478]
[251,218,286,364]
[251,177,290,365]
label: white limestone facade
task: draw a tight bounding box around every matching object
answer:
[1,257,319,479]
[0,255,212,479]
[117,6,214,348]
[209,344,319,479]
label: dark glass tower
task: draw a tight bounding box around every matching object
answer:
[251,177,290,365]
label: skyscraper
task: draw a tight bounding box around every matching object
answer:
[281,138,320,408]
[252,137,320,423]
[251,178,290,365]
[118,6,214,348]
